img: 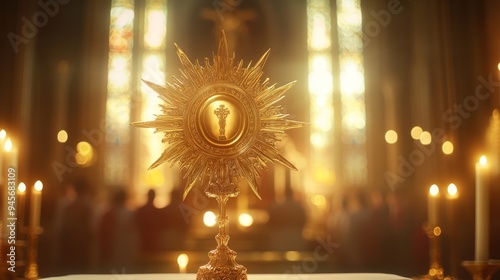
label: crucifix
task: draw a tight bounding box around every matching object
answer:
[214,104,230,140]
[201,8,256,54]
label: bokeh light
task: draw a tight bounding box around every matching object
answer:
[385,130,398,144]
[57,130,68,143]
[203,211,217,227]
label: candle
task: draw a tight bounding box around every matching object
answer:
[2,137,15,231]
[4,138,18,172]
[30,180,43,228]
[475,155,490,261]
[428,184,439,227]
[0,129,6,185]
[177,253,189,273]
[447,183,458,199]
[17,182,26,227]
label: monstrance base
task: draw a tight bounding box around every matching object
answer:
[197,242,247,280]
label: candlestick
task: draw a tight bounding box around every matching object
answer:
[30,181,43,228]
[25,226,43,280]
[428,184,439,227]
[475,156,489,262]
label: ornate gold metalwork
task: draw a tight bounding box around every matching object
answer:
[25,227,43,280]
[132,30,303,278]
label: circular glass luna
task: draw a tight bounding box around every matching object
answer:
[185,83,260,157]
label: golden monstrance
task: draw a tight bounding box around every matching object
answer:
[132,30,304,279]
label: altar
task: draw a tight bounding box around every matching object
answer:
[42,273,411,280]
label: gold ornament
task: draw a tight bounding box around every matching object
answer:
[132,30,304,279]
[132,30,303,199]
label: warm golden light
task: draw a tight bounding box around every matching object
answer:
[76,141,94,166]
[77,141,92,155]
[433,226,441,236]
[307,0,336,189]
[144,10,166,49]
[4,138,12,152]
[447,183,458,198]
[0,129,6,140]
[310,133,327,148]
[177,253,189,273]
[411,126,423,140]
[285,251,301,261]
[479,155,487,166]
[441,141,454,155]
[419,131,432,145]
[34,180,43,191]
[429,184,439,197]
[18,182,26,193]
[238,213,253,227]
[385,130,398,144]
[57,130,68,143]
[203,211,217,227]
[493,109,499,119]
[311,194,326,207]
[497,62,500,71]
[76,153,88,165]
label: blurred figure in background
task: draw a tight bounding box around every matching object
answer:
[343,191,369,272]
[57,179,95,275]
[160,188,190,250]
[135,189,163,254]
[267,183,307,251]
[98,188,138,272]
[385,187,415,276]
[360,189,391,272]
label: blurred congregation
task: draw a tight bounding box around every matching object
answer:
[40,177,432,277]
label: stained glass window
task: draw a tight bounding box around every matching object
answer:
[105,0,135,184]
[106,0,171,203]
[337,0,367,185]
[307,0,367,189]
[307,0,336,188]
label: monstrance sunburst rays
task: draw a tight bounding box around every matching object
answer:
[132,31,304,200]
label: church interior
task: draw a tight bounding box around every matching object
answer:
[1,0,500,279]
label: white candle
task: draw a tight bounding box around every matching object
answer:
[17,182,27,227]
[30,180,43,228]
[177,253,189,273]
[2,137,16,232]
[475,155,489,261]
[4,138,18,171]
[0,129,6,185]
[447,183,458,199]
[428,184,439,227]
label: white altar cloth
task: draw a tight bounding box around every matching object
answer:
[42,273,411,280]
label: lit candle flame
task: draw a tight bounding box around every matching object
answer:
[479,155,487,166]
[4,138,12,152]
[34,180,43,191]
[177,253,189,273]
[429,184,439,197]
[447,183,458,198]
[0,129,6,139]
[18,182,26,193]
